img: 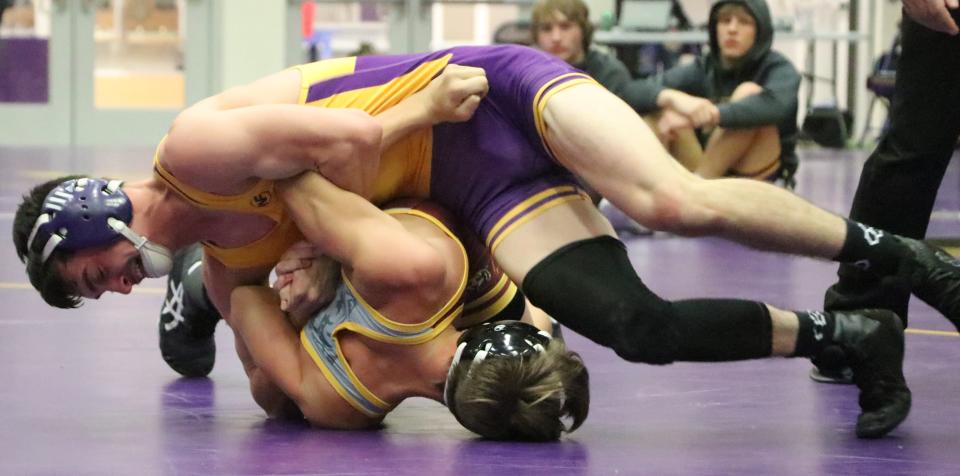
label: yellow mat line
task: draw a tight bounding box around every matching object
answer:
[905,328,959,337]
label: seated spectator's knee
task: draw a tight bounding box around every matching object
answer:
[757,126,781,155]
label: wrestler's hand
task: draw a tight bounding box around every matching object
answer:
[903,0,959,35]
[420,64,489,124]
[273,241,341,327]
[274,240,315,275]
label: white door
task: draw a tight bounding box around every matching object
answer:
[72,0,213,146]
[0,0,213,147]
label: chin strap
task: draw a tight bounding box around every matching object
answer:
[106,217,173,277]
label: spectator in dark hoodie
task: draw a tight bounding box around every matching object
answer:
[531,0,633,99]
[625,0,800,183]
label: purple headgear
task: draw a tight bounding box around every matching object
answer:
[26,177,173,278]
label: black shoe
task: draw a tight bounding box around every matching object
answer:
[809,343,854,385]
[159,304,218,378]
[830,310,911,439]
[159,246,221,378]
[825,263,910,317]
[809,366,854,384]
[776,154,799,190]
[898,237,960,328]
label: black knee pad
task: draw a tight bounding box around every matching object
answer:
[670,299,772,361]
[521,236,681,364]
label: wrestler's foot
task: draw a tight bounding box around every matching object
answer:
[160,304,219,378]
[809,343,854,385]
[824,264,909,319]
[809,366,854,384]
[159,247,221,378]
[831,310,911,439]
[898,237,960,328]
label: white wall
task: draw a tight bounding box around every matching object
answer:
[584,0,617,22]
[216,0,288,90]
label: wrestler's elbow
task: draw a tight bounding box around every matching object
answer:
[164,112,203,159]
[337,110,382,157]
[310,119,381,195]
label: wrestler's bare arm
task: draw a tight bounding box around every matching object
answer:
[164,105,382,197]
[203,259,320,423]
[231,286,307,406]
[162,65,487,199]
[375,64,488,152]
[231,285,378,430]
[276,173,448,290]
[197,250,289,415]
[236,332,300,420]
[202,256,287,416]
[201,253,271,322]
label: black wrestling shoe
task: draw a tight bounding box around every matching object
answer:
[159,246,221,378]
[809,344,854,385]
[159,302,219,378]
[809,366,854,384]
[897,237,960,329]
[824,263,910,319]
[829,310,911,439]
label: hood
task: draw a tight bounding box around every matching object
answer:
[708,0,773,72]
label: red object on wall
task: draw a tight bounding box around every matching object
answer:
[301,1,315,38]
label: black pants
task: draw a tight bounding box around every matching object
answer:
[827,13,960,322]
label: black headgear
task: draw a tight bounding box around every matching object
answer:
[443,321,552,406]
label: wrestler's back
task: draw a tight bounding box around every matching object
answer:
[152,68,312,260]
